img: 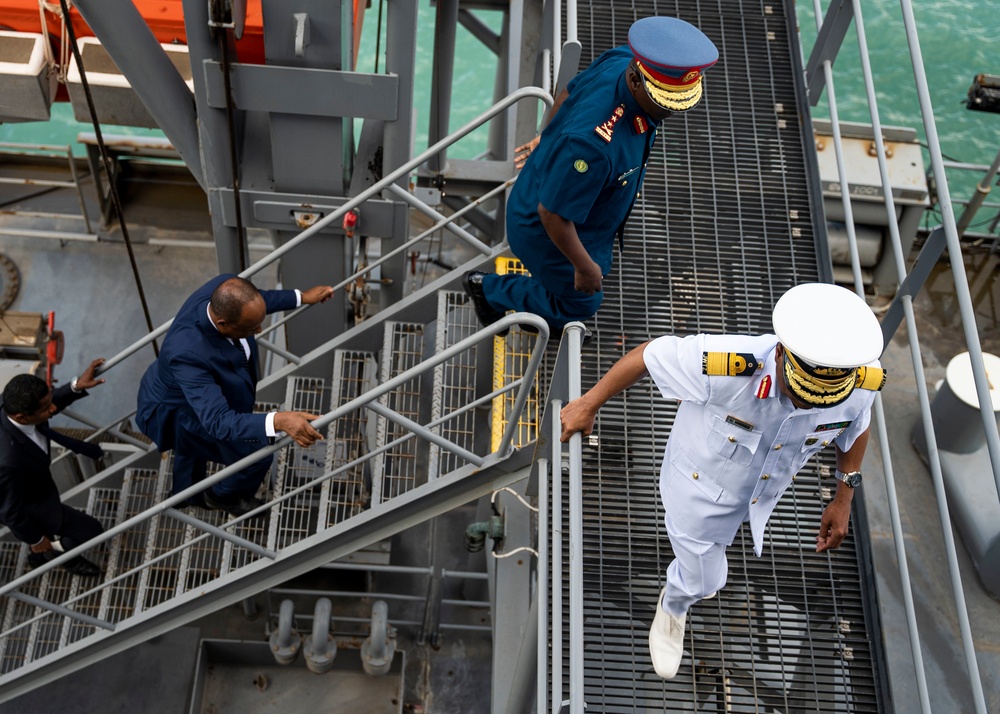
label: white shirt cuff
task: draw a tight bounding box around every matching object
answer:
[70,377,82,393]
[32,536,46,547]
[294,289,302,307]
[265,412,278,437]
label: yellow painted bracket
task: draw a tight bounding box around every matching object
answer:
[491,257,541,452]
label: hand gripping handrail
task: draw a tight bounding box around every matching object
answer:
[0,312,549,601]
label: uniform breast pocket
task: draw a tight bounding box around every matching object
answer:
[706,414,762,467]
[800,431,834,457]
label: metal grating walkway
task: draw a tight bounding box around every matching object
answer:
[560,0,884,710]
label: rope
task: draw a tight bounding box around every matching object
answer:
[218,31,247,272]
[57,0,159,357]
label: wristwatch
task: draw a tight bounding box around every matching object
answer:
[835,469,863,488]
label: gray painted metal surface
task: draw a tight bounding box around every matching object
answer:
[546,1,886,709]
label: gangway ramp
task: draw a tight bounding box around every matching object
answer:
[550,1,887,710]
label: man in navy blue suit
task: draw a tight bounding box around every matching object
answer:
[1,359,108,577]
[136,275,334,517]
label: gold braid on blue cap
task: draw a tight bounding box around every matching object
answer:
[783,350,857,407]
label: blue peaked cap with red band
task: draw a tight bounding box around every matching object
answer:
[628,17,719,112]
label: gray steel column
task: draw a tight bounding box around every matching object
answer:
[427,0,459,173]
[262,0,350,366]
[379,0,419,308]
[182,0,244,272]
[73,0,204,189]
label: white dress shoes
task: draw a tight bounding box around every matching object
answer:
[649,587,686,679]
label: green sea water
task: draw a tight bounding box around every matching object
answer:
[1,0,995,212]
[795,0,998,218]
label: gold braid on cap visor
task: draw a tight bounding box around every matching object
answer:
[782,350,857,407]
[636,61,703,111]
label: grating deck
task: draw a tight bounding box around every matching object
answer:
[555,0,884,710]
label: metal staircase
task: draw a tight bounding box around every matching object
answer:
[0,282,549,702]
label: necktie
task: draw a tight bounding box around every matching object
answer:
[37,424,104,460]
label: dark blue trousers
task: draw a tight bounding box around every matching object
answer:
[172,414,273,501]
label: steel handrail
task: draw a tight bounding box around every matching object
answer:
[94,86,552,375]
[847,2,932,710]
[0,312,548,603]
[812,0,992,709]
[539,322,585,714]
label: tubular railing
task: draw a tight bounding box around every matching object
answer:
[808,0,996,711]
[534,322,586,714]
[0,86,555,667]
[93,86,552,375]
[0,141,94,239]
[0,313,549,648]
[0,85,551,538]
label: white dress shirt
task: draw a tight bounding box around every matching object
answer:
[205,289,302,437]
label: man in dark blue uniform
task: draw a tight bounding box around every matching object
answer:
[463,17,718,332]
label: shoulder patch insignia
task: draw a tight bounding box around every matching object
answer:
[633,116,648,135]
[574,159,589,173]
[702,352,762,377]
[595,104,626,143]
[855,366,887,391]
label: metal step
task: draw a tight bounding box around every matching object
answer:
[269,378,327,551]
[223,399,281,574]
[321,349,376,528]
[0,487,122,673]
[371,321,426,504]
[542,1,884,710]
[98,467,163,625]
[429,290,482,480]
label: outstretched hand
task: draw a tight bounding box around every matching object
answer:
[301,286,335,305]
[514,135,541,169]
[75,358,107,390]
[816,498,851,552]
[274,411,325,447]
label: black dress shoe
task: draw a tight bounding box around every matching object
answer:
[27,552,50,569]
[462,271,508,335]
[62,557,103,578]
[204,490,267,518]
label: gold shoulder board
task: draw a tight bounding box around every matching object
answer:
[702,352,761,377]
[855,366,887,391]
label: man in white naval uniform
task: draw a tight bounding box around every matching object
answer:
[559,283,886,679]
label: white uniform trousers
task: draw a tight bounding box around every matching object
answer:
[661,515,730,616]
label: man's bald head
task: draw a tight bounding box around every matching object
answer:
[210,277,266,339]
[210,278,261,323]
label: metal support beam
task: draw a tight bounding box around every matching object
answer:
[182,0,244,271]
[0,453,534,704]
[8,592,114,632]
[489,479,534,714]
[202,62,399,119]
[163,508,277,559]
[805,0,855,106]
[427,0,459,173]
[366,401,485,467]
[73,0,204,189]
[880,226,947,343]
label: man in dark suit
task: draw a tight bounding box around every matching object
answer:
[136,275,334,517]
[0,359,108,578]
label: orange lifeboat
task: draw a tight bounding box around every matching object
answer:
[0,0,363,68]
